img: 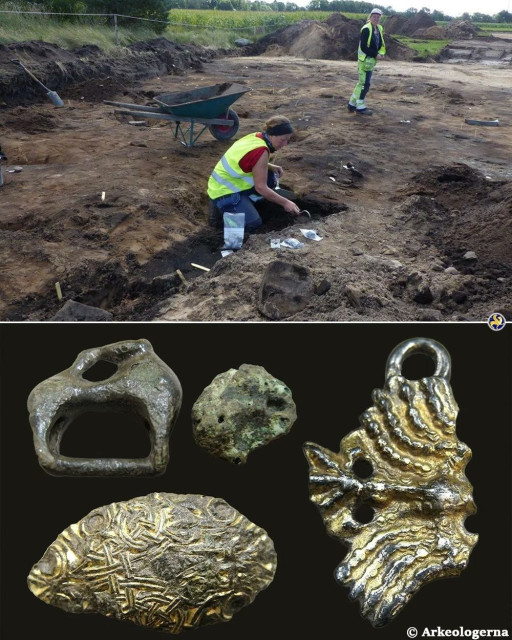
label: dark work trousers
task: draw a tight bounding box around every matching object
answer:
[209,170,278,232]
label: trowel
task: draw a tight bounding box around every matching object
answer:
[10,58,64,107]
[273,173,297,200]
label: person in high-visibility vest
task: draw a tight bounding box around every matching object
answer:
[348,8,386,116]
[207,115,301,231]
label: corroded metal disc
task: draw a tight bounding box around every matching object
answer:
[192,363,297,464]
[304,338,478,626]
[28,493,277,633]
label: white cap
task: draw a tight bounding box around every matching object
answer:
[370,8,383,14]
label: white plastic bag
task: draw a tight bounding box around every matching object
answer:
[223,212,245,250]
[280,238,304,249]
[300,229,323,241]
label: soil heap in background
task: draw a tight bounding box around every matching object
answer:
[384,10,436,37]
[383,13,482,41]
[443,20,482,39]
[421,25,447,39]
[244,13,416,61]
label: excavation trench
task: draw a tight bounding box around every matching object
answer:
[3,196,341,321]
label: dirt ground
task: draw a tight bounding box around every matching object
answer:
[1,31,511,322]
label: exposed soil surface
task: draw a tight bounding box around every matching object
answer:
[1,26,511,322]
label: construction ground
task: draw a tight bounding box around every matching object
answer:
[0,14,511,322]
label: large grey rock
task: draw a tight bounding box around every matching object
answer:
[28,493,276,633]
[27,339,182,476]
[192,363,297,464]
[258,260,314,320]
[51,300,113,321]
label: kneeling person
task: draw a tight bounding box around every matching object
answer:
[207,115,300,231]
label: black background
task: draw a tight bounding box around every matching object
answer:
[1,322,511,639]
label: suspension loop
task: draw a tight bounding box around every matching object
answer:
[385,337,451,381]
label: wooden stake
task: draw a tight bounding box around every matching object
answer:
[191,263,210,272]
[55,282,63,300]
[176,269,187,284]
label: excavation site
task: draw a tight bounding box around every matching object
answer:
[1,14,511,321]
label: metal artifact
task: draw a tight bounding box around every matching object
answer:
[192,363,297,464]
[304,338,477,626]
[28,339,182,476]
[28,492,277,633]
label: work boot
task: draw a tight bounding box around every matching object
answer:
[347,103,356,113]
[208,200,223,228]
[356,107,373,115]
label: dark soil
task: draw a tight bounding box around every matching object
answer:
[1,21,511,322]
[0,38,217,106]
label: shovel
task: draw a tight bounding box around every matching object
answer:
[10,58,64,107]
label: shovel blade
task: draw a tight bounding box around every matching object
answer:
[47,90,64,107]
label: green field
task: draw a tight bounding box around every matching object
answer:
[1,8,511,50]
[165,9,366,34]
[437,20,512,31]
[476,22,512,31]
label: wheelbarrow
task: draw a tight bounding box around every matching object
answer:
[104,82,251,148]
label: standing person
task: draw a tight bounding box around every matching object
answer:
[348,8,386,116]
[207,115,301,232]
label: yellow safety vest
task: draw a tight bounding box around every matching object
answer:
[207,133,269,200]
[358,22,386,61]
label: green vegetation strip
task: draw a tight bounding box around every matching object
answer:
[394,35,450,57]
[165,9,367,31]
[0,12,158,48]
[2,9,510,51]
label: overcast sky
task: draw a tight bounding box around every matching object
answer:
[381,0,511,15]
[292,0,512,16]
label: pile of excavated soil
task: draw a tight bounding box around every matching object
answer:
[384,14,482,42]
[422,26,448,39]
[443,20,482,39]
[0,38,217,106]
[244,13,416,61]
[384,10,436,37]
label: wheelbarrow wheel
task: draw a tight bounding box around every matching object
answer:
[209,108,239,141]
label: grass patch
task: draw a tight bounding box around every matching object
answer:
[0,12,160,49]
[477,23,512,32]
[394,35,450,58]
